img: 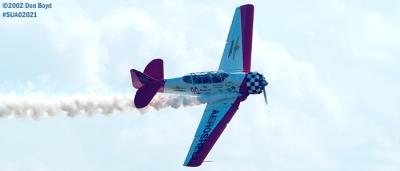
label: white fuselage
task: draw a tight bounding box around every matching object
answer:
[163,71,246,97]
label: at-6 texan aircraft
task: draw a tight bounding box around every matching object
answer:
[130,4,268,167]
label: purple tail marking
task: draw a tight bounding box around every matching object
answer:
[144,58,164,81]
[130,59,165,108]
[130,69,149,89]
[134,82,163,108]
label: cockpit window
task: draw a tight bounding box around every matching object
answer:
[193,75,202,83]
[202,74,211,83]
[182,71,228,84]
[211,74,222,83]
[183,75,192,83]
[220,72,228,78]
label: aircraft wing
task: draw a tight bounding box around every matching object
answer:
[183,96,243,167]
[218,4,254,73]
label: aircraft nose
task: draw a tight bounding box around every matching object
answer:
[262,79,268,87]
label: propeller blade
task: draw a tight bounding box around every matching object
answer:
[263,89,268,105]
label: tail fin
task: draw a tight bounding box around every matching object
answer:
[130,59,165,108]
[144,59,164,80]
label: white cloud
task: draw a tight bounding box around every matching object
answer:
[1,0,400,170]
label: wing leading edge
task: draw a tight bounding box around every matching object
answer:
[218,4,254,73]
[183,96,244,167]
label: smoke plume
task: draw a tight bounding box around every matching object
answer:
[0,94,204,119]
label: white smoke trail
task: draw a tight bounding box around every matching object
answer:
[0,94,204,119]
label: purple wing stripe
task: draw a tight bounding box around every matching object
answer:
[185,97,243,167]
[240,4,254,73]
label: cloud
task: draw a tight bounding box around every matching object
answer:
[1,0,400,171]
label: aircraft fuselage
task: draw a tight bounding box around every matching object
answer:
[164,71,244,96]
[163,71,266,97]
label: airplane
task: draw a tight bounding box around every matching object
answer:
[130,4,268,167]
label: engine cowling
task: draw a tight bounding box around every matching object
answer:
[245,72,268,94]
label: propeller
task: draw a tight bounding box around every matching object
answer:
[261,79,268,105]
[263,88,268,105]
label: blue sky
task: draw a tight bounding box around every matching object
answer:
[1,0,400,170]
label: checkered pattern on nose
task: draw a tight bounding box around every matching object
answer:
[246,72,263,94]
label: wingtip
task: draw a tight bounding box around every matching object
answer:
[183,158,201,167]
[240,4,254,8]
[183,163,201,167]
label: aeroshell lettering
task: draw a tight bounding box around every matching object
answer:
[193,110,219,153]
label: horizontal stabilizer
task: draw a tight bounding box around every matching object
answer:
[144,59,164,81]
[130,69,154,89]
[134,83,162,108]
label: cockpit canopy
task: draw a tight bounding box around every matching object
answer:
[183,71,228,84]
